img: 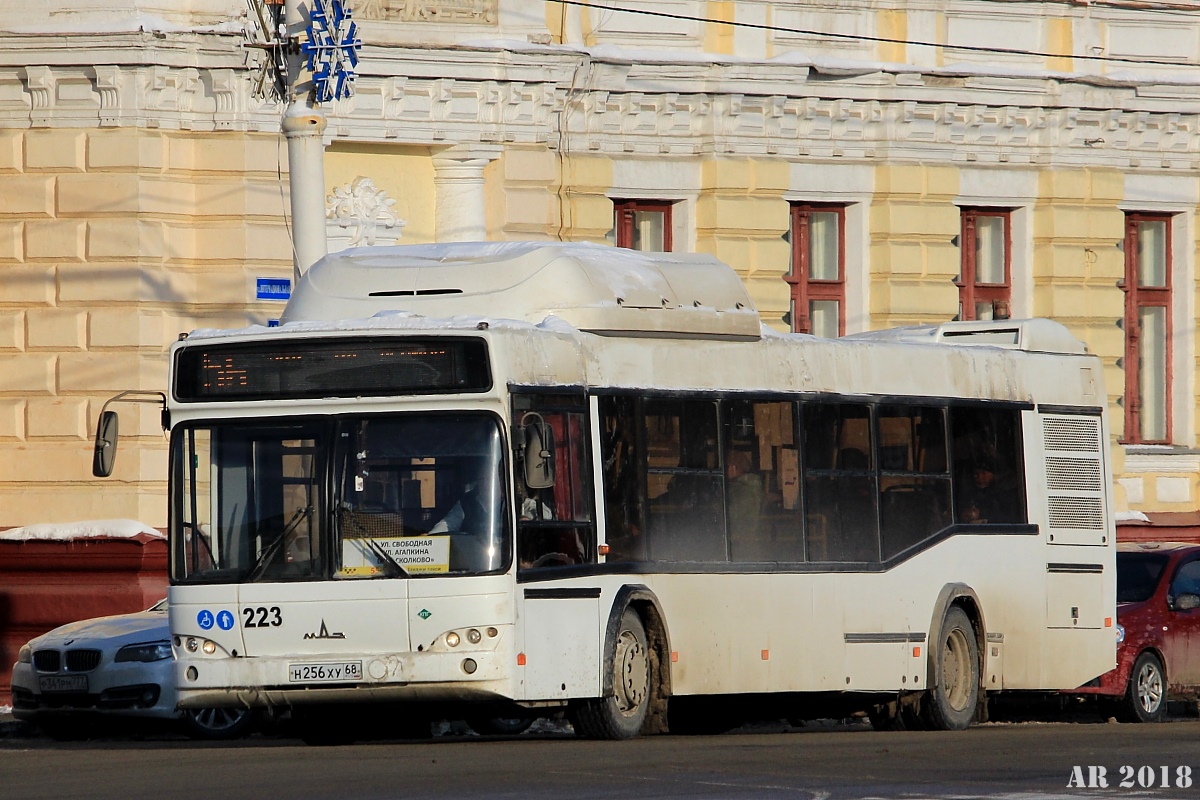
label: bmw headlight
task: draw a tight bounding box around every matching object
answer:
[17,644,31,664]
[1115,624,1125,645]
[115,641,173,663]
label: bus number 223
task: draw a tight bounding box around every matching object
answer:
[243,606,283,628]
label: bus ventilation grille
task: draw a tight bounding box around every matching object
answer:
[1042,416,1105,537]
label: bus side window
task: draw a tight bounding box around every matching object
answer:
[514,397,595,572]
[950,406,1026,525]
[644,398,725,562]
[878,405,952,559]
[726,401,804,563]
[802,403,879,563]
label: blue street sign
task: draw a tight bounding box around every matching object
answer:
[256,277,291,301]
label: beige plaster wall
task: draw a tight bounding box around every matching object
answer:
[0,127,293,527]
[325,144,436,244]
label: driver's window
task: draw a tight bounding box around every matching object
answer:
[1169,560,1200,608]
[513,394,595,573]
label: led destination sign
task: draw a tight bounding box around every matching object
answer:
[174,337,491,401]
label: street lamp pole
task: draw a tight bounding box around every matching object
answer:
[283,0,329,284]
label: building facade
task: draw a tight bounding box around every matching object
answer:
[1,0,1198,530]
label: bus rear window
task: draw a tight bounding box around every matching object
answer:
[174,337,491,401]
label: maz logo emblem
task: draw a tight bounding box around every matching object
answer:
[303,620,346,640]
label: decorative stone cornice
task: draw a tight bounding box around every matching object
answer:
[357,0,498,24]
[92,65,122,127]
[23,65,54,127]
[2,49,1200,172]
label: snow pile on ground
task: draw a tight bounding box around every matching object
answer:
[0,519,164,541]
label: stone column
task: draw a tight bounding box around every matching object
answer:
[432,144,502,242]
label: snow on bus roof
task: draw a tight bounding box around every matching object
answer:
[278,242,763,341]
[295,241,718,305]
[0,519,164,541]
[184,310,548,341]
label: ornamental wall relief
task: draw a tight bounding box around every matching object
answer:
[355,0,498,24]
[326,176,406,249]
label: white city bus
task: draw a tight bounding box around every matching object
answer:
[111,242,1116,742]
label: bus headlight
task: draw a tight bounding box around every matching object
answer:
[446,632,461,648]
[186,637,199,652]
[466,628,482,644]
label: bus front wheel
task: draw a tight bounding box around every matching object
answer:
[570,608,651,740]
[922,606,979,731]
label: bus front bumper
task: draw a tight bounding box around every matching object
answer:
[175,647,512,709]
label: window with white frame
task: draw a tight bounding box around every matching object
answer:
[614,199,674,252]
[785,204,845,338]
[957,208,1012,321]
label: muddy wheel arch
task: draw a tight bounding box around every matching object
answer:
[925,583,989,724]
[599,584,672,734]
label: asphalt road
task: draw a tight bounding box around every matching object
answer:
[4,718,1200,800]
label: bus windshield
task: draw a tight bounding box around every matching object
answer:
[170,414,510,583]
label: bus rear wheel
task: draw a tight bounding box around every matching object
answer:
[570,608,651,740]
[922,606,979,731]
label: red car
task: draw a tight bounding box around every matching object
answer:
[1074,542,1200,722]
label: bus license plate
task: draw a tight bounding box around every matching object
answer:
[288,661,363,683]
[39,675,88,692]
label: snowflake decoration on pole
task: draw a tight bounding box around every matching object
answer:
[302,0,362,103]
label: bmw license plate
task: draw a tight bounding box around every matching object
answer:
[39,675,87,692]
[288,661,363,683]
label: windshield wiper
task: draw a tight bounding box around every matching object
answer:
[362,537,409,578]
[248,505,312,581]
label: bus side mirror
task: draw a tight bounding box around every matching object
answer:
[93,410,119,478]
[521,413,555,490]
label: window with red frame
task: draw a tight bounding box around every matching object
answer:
[1122,213,1173,444]
[785,204,845,337]
[958,208,1012,321]
[613,199,673,252]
